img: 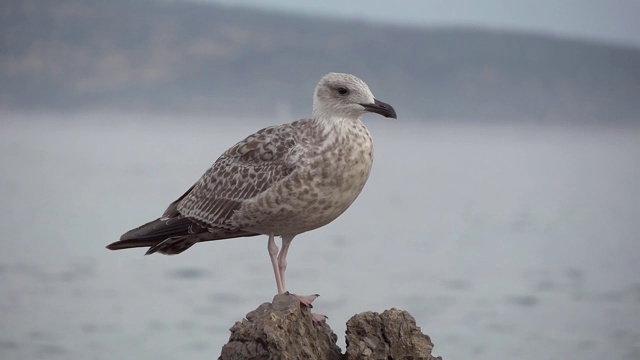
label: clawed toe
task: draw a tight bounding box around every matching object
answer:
[287,292,320,308]
[311,313,328,323]
[283,292,325,322]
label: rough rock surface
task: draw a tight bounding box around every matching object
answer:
[219,294,342,360]
[344,309,440,360]
[219,294,441,360]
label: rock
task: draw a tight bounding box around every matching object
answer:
[345,309,440,360]
[218,294,342,360]
[219,294,441,360]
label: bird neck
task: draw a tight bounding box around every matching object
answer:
[310,114,366,144]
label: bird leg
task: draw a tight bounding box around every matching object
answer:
[268,232,284,294]
[279,235,322,311]
[269,235,325,322]
[277,235,294,291]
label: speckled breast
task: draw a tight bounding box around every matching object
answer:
[236,122,374,236]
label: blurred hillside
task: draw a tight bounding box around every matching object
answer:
[2,0,640,122]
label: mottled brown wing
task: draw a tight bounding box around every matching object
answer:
[176,121,304,228]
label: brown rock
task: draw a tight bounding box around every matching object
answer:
[345,309,440,360]
[218,293,342,360]
[219,295,441,360]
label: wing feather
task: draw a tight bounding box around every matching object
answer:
[177,120,307,228]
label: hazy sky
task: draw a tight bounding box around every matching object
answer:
[211,0,640,47]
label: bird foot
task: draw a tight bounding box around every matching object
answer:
[311,313,328,323]
[284,292,325,322]
[286,292,320,308]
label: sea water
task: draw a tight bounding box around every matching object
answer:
[1,112,639,360]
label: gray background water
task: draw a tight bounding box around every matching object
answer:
[1,113,639,359]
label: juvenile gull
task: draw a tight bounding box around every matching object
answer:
[107,73,397,309]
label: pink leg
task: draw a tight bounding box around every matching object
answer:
[277,235,294,291]
[268,232,284,294]
[278,235,321,309]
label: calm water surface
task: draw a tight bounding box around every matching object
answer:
[1,113,639,359]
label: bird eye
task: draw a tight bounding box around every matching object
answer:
[337,87,348,95]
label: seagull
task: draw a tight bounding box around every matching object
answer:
[107,73,396,312]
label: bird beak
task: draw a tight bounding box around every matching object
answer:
[361,98,397,119]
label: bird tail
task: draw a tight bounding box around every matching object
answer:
[107,217,259,255]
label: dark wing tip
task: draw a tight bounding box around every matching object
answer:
[105,238,157,251]
[106,216,201,252]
